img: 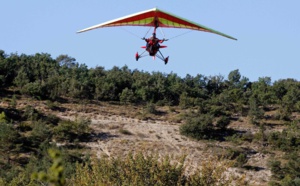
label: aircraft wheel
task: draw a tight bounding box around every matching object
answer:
[164,56,169,65]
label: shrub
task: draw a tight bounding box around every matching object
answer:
[248,97,264,125]
[9,94,17,109]
[32,149,66,186]
[267,121,300,151]
[269,152,300,185]
[53,117,91,142]
[119,128,133,135]
[216,116,231,130]
[145,102,157,114]
[235,153,247,168]
[0,111,7,123]
[180,114,213,140]
[69,152,245,186]
[119,88,135,104]
[29,120,51,147]
[21,81,43,99]
[71,152,186,186]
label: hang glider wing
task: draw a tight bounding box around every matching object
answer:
[77,8,237,40]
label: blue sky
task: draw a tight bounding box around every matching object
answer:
[1,1,300,82]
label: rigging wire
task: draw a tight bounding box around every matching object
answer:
[120,27,152,39]
[158,27,166,39]
[119,27,141,39]
[143,27,152,38]
[120,26,193,41]
[167,30,193,40]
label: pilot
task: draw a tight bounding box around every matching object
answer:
[143,33,164,52]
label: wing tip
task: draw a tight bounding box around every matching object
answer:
[76,30,85,34]
[230,37,238,41]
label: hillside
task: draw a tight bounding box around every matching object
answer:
[1,51,300,185]
[51,99,273,185]
[1,93,298,185]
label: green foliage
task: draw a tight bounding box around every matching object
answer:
[248,97,264,124]
[32,149,66,186]
[145,102,157,114]
[0,98,87,185]
[10,94,17,109]
[70,152,243,186]
[223,147,248,168]
[71,152,185,186]
[53,117,91,142]
[224,133,244,144]
[209,104,227,117]
[179,92,195,108]
[23,105,39,121]
[29,120,51,147]
[119,87,135,104]
[228,69,241,87]
[216,116,231,130]
[1,50,300,110]
[269,152,300,185]
[195,156,247,186]
[14,66,30,88]
[0,111,7,123]
[235,153,247,168]
[180,114,213,140]
[267,121,300,151]
[294,101,300,112]
[0,122,19,154]
[275,84,300,120]
[0,121,21,182]
[119,128,133,135]
[3,50,300,185]
[280,176,300,186]
[270,160,284,180]
[21,81,43,98]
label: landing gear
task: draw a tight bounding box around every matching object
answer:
[164,56,169,65]
[135,52,139,61]
[136,47,169,64]
[135,51,147,61]
[157,50,169,65]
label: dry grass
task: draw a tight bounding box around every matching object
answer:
[10,96,290,185]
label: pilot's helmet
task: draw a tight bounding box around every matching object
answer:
[152,33,156,37]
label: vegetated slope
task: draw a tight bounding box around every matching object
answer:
[2,95,293,185]
[48,99,300,186]
[1,50,300,185]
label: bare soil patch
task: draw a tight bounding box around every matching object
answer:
[12,98,275,185]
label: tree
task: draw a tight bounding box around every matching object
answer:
[120,88,135,104]
[56,54,76,68]
[132,70,152,102]
[13,66,30,88]
[0,53,18,87]
[251,77,276,107]
[206,75,224,95]
[216,116,231,130]
[228,69,241,87]
[0,115,20,165]
[248,96,264,124]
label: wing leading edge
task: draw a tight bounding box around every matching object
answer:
[77,8,237,40]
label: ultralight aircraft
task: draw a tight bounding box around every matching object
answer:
[77,8,237,64]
